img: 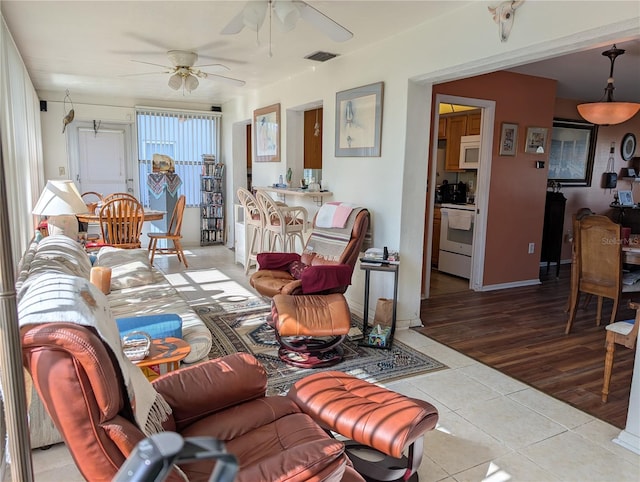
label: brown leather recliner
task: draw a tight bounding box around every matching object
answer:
[250,208,370,297]
[21,323,362,482]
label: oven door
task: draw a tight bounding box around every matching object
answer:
[440,208,474,256]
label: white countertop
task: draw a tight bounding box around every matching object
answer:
[440,203,476,211]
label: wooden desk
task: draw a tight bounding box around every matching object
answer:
[134,337,190,380]
[76,209,165,223]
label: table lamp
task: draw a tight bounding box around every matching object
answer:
[32,180,88,238]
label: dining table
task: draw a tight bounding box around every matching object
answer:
[76,209,165,224]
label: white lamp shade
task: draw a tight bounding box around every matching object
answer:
[32,180,87,216]
[274,0,300,32]
[242,1,267,31]
[184,74,199,93]
[168,73,183,90]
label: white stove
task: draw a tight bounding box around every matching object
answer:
[439,204,476,279]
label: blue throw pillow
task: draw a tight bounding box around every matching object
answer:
[116,314,182,340]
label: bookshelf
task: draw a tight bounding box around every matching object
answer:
[200,155,224,245]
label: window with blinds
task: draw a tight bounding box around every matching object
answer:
[136,108,220,207]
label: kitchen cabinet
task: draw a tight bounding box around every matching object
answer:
[438,118,447,139]
[467,112,481,135]
[444,115,467,171]
[304,108,323,169]
[432,206,441,266]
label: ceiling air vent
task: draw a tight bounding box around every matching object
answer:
[304,51,338,62]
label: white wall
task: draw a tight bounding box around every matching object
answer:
[37,2,640,326]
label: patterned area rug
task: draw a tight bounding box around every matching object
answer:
[194,302,446,396]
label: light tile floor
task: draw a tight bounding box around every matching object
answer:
[25,245,640,481]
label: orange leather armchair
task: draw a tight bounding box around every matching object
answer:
[250,208,370,297]
[21,323,357,482]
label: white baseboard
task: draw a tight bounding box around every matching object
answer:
[477,278,541,291]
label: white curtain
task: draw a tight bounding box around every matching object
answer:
[1,15,44,265]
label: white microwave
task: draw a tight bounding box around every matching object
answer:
[459,135,481,169]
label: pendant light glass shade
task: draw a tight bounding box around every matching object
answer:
[577,44,640,126]
[184,74,199,93]
[577,102,640,126]
[168,73,183,91]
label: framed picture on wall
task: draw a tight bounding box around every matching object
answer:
[524,127,548,154]
[253,103,281,162]
[499,122,518,156]
[335,82,384,157]
[547,118,598,187]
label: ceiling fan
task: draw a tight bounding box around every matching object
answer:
[130,50,246,93]
[221,0,353,51]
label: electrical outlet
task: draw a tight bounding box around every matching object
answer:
[528,242,535,254]
[58,166,65,176]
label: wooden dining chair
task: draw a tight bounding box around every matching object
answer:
[98,197,144,249]
[565,215,640,334]
[565,208,595,313]
[148,194,188,268]
[102,192,138,203]
[602,301,639,402]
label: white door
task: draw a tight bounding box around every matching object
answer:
[69,122,134,198]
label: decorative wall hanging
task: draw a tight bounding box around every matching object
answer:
[524,127,548,154]
[488,0,524,42]
[62,90,75,133]
[622,133,637,161]
[254,103,281,162]
[499,122,518,156]
[335,82,384,157]
[547,118,598,187]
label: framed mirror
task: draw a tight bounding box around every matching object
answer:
[547,118,598,187]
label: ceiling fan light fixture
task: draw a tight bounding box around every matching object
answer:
[184,74,199,93]
[274,0,301,31]
[577,45,640,126]
[168,73,183,90]
[242,1,267,31]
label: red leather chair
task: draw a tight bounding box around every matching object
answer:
[250,208,369,298]
[21,323,358,482]
[250,208,370,367]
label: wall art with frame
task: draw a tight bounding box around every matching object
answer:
[253,103,281,162]
[335,82,384,157]
[499,122,518,156]
[524,126,548,154]
[547,118,598,187]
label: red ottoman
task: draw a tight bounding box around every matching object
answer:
[271,293,352,368]
[288,370,439,482]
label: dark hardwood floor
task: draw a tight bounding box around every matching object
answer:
[419,266,635,429]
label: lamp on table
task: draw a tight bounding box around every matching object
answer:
[32,180,88,238]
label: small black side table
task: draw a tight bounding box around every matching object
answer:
[359,261,399,349]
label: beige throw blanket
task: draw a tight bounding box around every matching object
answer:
[304,207,365,262]
[18,272,171,436]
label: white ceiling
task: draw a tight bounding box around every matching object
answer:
[2,1,639,108]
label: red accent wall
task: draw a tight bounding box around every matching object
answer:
[434,71,558,286]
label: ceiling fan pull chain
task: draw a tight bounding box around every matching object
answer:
[269,2,273,58]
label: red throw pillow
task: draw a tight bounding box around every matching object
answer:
[289,260,309,280]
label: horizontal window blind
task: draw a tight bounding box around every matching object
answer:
[136,108,220,207]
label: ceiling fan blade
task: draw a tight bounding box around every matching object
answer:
[194,63,231,72]
[295,0,353,42]
[119,71,171,77]
[221,8,247,35]
[131,59,173,69]
[201,72,246,87]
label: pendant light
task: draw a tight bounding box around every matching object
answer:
[577,45,640,126]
